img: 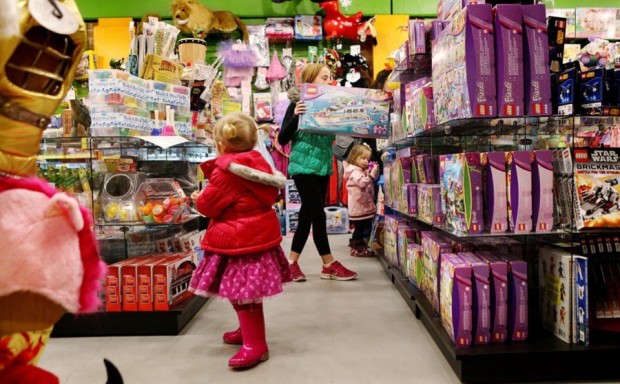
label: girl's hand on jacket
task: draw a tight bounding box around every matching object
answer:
[294,101,307,116]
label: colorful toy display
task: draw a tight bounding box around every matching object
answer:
[170,0,248,41]
[440,253,473,348]
[135,179,190,224]
[299,83,390,138]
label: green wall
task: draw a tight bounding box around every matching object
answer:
[75,0,620,20]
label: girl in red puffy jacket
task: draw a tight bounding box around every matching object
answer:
[189,112,291,369]
[344,144,379,257]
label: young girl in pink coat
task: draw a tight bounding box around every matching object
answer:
[344,144,380,257]
[189,112,290,369]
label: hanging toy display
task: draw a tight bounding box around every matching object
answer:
[217,40,257,87]
[320,0,364,41]
[266,51,287,97]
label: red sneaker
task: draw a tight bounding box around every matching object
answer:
[289,261,306,282]
[321,260,357,281]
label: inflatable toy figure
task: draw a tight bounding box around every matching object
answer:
[0,1,106,382]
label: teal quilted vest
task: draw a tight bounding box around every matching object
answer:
[288,131,334,177]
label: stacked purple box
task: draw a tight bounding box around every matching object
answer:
[522,4,552,116]
[406,183,418,216]
[458,252,491,345]
[440,253,473,348]
[415,154,436,184]
[483,151,508,233]
[493,4,524,117]
[421,232,453,314]
[432,4,497,124]
[532,150,554,232]
[476,251,508,343]
[507,151,533,233]
[500,253,528,341]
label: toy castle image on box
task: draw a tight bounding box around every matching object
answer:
[299,84,391,138]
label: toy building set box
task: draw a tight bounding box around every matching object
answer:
[299,84,391,138]
[573,148,620,229]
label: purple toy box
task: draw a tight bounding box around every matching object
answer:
[432,4,497,125]
[409,20,429,54]
[417,184,444,225]
[532,150,554,232]
[458,252,491,345]
[406,78,432,136]
[411,79,435,134]
[440,253,473,348]
[437,0,487,23]
[499,253,528,341]
[476,251,508,343]
[522,4,552,116]
[507,151,533,233]
[415,154,436,184]
[421,232,453,314]
[493,5,524,117]
[483,151,508,233]
[406,183,418,216]
[397,224,417,271]
[439,153,484,235]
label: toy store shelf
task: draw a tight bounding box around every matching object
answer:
[37,154,91,161]
[378,254,620,383]
[51,295,208,337]
[94,214,201,227]
[385,207,565,239]
[41,135,213,149]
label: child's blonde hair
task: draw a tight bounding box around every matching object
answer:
[347,143,371,166]
[213,112,258,153]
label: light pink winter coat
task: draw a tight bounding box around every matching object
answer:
[344,164,377,221]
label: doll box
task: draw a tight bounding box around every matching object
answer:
[522,4,552,116]
[439,153,484,235]
[153,253,195,311]
[507,151,533,233]
[493,4,524,117]
[532,150,554,233]
[407,78,435,134]
[398,224,418,271]
[299,84,391,138]
[414,154,436,184]
[294,15,323,40]
[476,251,508,343]
[458,252,491,345]
[440,253,473,347]
[421,232,453,314]
[325,207,349,234]
[500,253,528,341]
[432,4,497,125]
[538,247,572,343]
[408,242,424,287]
[417,184,444,226]
[481,151,508,233]
[384,216,403,267]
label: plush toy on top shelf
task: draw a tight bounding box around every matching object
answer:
[320,0,363,40]
[171,0,249,42]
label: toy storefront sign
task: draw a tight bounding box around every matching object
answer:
[299,84,390,138]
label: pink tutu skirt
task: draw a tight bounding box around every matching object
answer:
[189,246,291,301]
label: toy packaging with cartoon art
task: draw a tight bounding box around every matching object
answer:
[458,252,491,345]
[299,83,390,138]
[493,4,524,117]
[507,151,533,233]
[483,151,508,233]
[573,148,620,229]
[439,153,484,235]
[539,247,573,343]
[432,4,497,125]
[440,253,473,348]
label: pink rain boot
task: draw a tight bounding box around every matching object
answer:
[223,327,243,345]
[228,302,269,369]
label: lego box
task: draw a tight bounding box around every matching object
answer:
[417,184,444,225]
[477,252,508,343]
[573,148,620,229]
[482,151,508,233]
[299,83,390,138]
[439,153,484,235]
[507,151,533,233]
[153,253,196,311]
[500,253,528,341]
[532,150,554,232]
[522,4,552,116]
[440,253,473,348]
[539,247,572,343]
[432,4,497,125]
[458,252,491,345]
[493,4,524,117]
[421,232,453,314]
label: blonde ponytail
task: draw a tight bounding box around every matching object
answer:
[213,113,259,153]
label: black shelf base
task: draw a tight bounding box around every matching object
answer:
[379,256,620,383]
[51,296,208,337]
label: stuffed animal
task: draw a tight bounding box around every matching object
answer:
[339,53,370,88]
[170,0,249,42]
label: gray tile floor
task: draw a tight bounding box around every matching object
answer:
[39,234,461,383]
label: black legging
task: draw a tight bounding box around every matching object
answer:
[351,218,373,242]
[291,174,331,256]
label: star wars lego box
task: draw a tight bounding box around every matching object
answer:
[539,247,573,343]
[573,148,620,229]
[299,84,391,138]
[432,4,497,125]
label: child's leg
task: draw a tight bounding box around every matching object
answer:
[229,300,269,369]
[223,301,243,345]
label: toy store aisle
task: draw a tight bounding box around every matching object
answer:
[39,234,460,384]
